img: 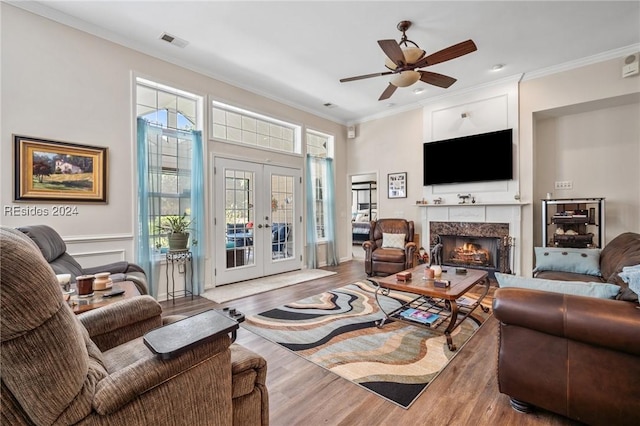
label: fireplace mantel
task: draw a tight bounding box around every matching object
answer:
[415,201,529,208]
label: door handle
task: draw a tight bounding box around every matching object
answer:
[264,223,271,228]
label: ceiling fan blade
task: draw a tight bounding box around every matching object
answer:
[416,39,477,68]
[419,71,457,88]
[378,39,406,67]
[340,71,393,83]
[378,83,397,101]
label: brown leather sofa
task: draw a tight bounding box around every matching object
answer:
[493,288,640,425]
[363,219,416,276]
[1,226,269,425]
[493,232,640,424]
[534,232,640,302]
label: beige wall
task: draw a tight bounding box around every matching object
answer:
[521,57,640,274]
[346,108,424,238]
[534,100,640,246]
[0,4,348,293]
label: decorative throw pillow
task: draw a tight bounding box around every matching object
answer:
[534,247,602,276]
[619,264,640,297]
[382,233,406,249]
[495,272,620,299]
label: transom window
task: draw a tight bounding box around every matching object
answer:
[211,100,302,154]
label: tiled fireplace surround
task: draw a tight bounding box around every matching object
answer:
[420,203,523,276]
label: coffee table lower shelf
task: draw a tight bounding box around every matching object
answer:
[372,279,490,351]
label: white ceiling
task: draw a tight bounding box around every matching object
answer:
[12,1,640,124]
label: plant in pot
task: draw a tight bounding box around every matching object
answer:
[159,213,193,251]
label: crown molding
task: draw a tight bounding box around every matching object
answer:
[521,44,640,81]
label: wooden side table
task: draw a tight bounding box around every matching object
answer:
[166,250,194,303]
[69,281,140,314]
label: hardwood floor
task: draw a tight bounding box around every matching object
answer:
[160,260,580,426]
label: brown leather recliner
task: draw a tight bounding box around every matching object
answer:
[493,287,640,425]
[363,219,416,276]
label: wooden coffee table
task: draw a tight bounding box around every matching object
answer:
[69,280,140,314]
[373,266,490,351]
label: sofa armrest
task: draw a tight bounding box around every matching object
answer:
[493,287,640,356]
[362,240,377,252]
[93,334,232,415]
[78,296,163,351]
[404,242,417,266]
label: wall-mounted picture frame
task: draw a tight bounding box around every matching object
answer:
[14,135,108,203]
[387,172,407,199]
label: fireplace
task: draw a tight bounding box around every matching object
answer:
[429,221,513,276]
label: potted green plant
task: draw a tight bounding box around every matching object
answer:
[159,213,193,251]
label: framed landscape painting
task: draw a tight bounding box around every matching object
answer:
[14,135,108,202]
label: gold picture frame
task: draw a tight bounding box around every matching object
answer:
[14,135,108,203]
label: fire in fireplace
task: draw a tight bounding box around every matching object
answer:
[440,236,499,269]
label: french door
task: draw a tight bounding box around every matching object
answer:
[214,157,302,285]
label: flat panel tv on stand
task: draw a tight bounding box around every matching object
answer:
[423,129,513,186]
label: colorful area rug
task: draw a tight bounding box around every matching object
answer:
[242,280,491,408]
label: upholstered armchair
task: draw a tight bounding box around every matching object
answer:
[18,224,149,295]
[363,219,417,276]
[0,226,269,426]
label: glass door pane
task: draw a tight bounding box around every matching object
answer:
[270,174,294,260]
[224,169,255,269]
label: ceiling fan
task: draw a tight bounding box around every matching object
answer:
[340,21,477,101]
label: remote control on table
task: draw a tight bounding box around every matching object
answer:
[103,288,125,298]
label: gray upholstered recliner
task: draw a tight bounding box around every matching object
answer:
[18,224,149,295]
[0,226,269,425]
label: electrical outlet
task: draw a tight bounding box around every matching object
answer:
[554,180,573,190]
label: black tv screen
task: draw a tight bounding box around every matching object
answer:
[423,129,513,185]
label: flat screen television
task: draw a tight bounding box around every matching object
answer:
[423,129,513,185]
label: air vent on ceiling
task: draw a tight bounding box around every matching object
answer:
[159,32,189,48]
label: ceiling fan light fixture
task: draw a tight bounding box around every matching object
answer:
[384,47,426,70]
[391,70,421,87]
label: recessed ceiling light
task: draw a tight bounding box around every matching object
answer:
[413,88,425,94]
[491,64,505,71]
